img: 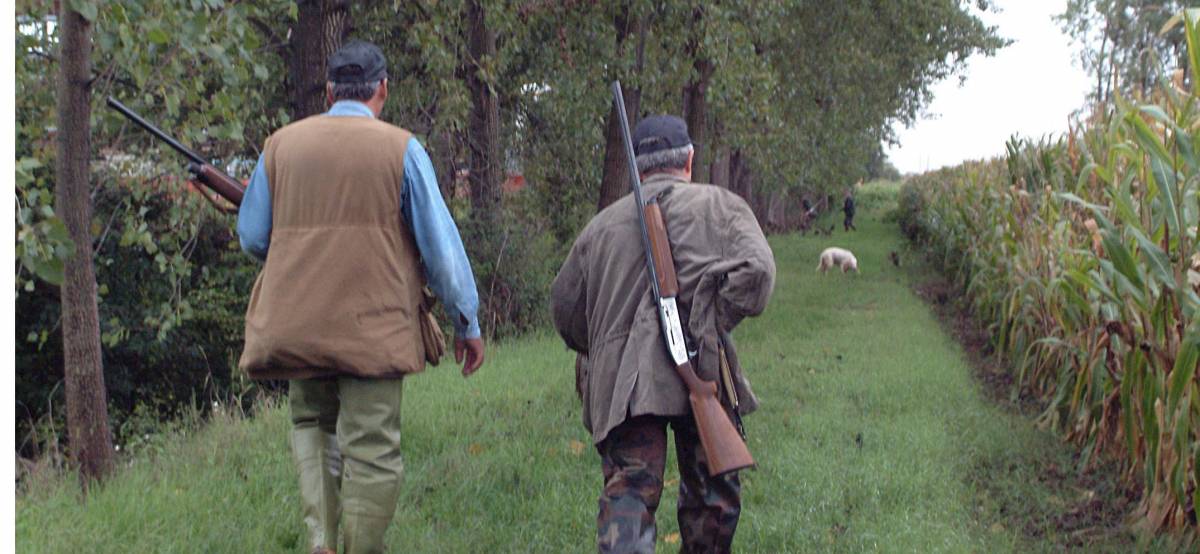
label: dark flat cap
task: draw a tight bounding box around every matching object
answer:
[327,40,388,83]
[633,115,691,156]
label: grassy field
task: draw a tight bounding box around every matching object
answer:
[16,184,1160,552]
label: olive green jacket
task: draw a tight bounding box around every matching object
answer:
[551,174,776,444]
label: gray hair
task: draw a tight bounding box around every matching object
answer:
[635,144,693,174]
[330,80,382,102]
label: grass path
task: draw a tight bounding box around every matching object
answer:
[17,186,1148,552]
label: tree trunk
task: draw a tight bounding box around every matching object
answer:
[1095,23,1109,107]
[431,129,461,200]
[731,151,769,227]
[710,145,731,188]
[681,4,713,184]
[55,6,114,484]
[288,0,352,121]
[597,7,646,211]
[465,0,502,222]
[729,148,748,197]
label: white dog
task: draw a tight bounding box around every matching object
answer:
[817,247,859,273]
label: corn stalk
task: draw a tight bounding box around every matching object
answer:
[899,9,1200,533]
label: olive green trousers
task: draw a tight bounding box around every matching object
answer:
[290,376,405,554]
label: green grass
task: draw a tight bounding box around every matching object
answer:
[16,184,1154,552]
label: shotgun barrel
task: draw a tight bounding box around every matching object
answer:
[611,81,754,477]
[106,96,246,207]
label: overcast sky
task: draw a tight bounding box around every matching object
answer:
[885,0,1092,174]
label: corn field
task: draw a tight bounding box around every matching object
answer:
[900,12,1200,533]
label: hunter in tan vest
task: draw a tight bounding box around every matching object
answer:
[235,40,484,554]
[238,109,426,381]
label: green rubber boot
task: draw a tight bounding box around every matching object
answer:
[290,379,344,553]
[337,377,405,554]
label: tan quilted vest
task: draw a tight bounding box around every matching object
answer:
[239,114,426,380]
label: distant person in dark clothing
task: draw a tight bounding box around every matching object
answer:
[799,197,815,234]
[842,188,857,231]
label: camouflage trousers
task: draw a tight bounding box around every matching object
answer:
[596,415,742,554]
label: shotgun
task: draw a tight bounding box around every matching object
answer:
[106,96,245,207]
[611,81,754,477]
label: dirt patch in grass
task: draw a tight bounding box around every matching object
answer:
[912,272,1145,552]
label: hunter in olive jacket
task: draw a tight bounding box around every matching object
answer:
[551,173,777,445]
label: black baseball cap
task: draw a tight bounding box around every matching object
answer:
[632,115,691,156]
[327,40,388,83]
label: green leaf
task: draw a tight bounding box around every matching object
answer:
[31,256,66,286]
[1106,181,1139,226]
[1167,336,1200,415]
[1119,354,1139,457]
[1148,156,1184,239]
[1171,125,1198,174]
[148,28,170,45]
[1057,192,1108,215]
[1187,10,1200,96]
[1161,11,1185,36]
[16,157,42,172]
[1129,227,1175,290]
[1139,105,1171,124]
[69,0,98,22]
[44,217,72,244]
[1127,110,1172,162]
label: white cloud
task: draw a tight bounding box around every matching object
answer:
[885,0,1092,174]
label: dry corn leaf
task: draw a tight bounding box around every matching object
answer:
[663,533,680,544]
[468,443,484,455]
[569,440,586,456]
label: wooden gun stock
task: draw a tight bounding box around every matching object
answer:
[190,163,245,207]
[676,359,755,476]
[644,201,679,296]
[645,201,754,476]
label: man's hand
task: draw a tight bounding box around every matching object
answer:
[455,337,485,377]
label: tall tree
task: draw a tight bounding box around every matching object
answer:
[288,0,352,120]
[681,2,714,184]
[464,0,503,221]
[597,5,646,211]
[54,3,114,483]
[1059,0,1188,104]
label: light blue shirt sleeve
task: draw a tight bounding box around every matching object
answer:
[237,153,271,261]
[403,137,482,339]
